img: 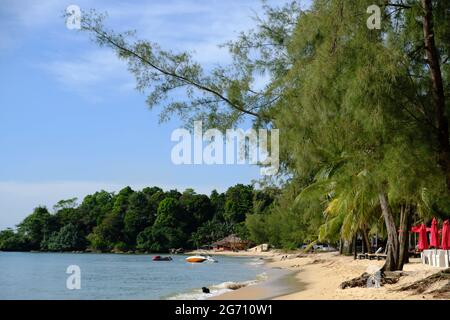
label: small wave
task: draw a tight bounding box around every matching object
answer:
[167,273,267,300]
[246,259,266,266]
[167,287,231,300]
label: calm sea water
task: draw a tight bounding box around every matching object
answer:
[0,252,267,300]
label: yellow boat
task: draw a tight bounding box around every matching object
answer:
[185,255,207,263]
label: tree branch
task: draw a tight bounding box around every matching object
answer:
[86,24,261,119]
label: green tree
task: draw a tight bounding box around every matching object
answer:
[272,0,450,270]
[210,190,226,222]
[252,188,279,215]
[136,225,186,253]
[224,184,254,224]
[0,229,27,251]
[90,186,135,250]
[180,189,214,231]
[17,207,58,250]
[44,223,86,251]
[124,191,152,246]
[191,220,234,248]
[78,191,114,233]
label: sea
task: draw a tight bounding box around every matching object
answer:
[0,252,268,300]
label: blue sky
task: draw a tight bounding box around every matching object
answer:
[0,0,298,229]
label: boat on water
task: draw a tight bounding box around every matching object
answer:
[185,255,218,263]
[185,255,208,263]
[152,256,172,261]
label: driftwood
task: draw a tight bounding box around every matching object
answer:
[429,282,450,299]
[397,268,450,296]
[340,271,402,289]
[227,283,248,290]
[311,259,326,264]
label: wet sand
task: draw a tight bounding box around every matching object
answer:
[210,268,302,300]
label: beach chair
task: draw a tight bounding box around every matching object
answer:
[421,250,433,265]
[446,250,450,268]
[375,254,387,260]
[367,247,386,260]
[431,250,438,267]
[434,250,450,268]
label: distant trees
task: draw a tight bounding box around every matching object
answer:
[124,191,154,245]
[42,223,86,251]
[0,229,28,251]
[224,184,254,224]
[17,207,59,251]
[0,184,279,253]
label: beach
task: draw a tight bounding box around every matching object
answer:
[189,250,449,300]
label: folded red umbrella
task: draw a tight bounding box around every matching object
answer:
[417,223,429,251]
[442,220,450,250]
[429,218,440,248]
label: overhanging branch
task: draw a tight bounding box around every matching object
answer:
[85,24,262,119]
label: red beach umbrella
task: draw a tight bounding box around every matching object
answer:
[442,220,450,250]
[417,223,429,251]
[429,218,440,248]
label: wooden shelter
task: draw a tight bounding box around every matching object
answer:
[211,234,249,251]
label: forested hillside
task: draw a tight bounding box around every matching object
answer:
[0,184,279,253]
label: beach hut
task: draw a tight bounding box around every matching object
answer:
[211,234,250,251]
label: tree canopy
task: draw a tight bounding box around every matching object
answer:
[0,184,278,253]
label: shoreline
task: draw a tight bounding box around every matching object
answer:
[209,267,302,300]
[199,250,449,300]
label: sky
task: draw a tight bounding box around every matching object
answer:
[0,0,298,229]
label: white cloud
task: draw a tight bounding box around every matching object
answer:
[43,50,128,86]
[0,0,64,28]
[39,49,134,100]
[4,0,286,96]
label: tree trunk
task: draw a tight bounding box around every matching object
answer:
[375,232,378,249]
[342,239,352,255]
[362,228,372,254]
[379,192,400,271]
[361,233,365,254]
[421,0,450,192]
[398,203,411,270]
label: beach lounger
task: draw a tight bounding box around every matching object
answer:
[357,253,368,259]
[368,253,387,260]
[367,247,386,260]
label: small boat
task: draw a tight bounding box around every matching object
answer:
[185,255,207,263]
[152,256,172,261]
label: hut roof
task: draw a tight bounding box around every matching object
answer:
[211,234,247,246]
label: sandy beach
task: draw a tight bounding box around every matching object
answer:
[189,250,449,300]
